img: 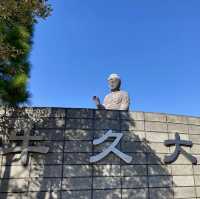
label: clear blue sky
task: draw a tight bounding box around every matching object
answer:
[30,0,200,117]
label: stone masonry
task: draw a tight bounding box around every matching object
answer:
[0,107,200,199]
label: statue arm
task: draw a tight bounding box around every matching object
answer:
[120,93,130,111]
[93,96,106,109]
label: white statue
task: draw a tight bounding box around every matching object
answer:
[93,74,130,110]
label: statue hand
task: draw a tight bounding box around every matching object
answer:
[92,96,100,105]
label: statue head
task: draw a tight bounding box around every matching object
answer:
[107,73,121,91]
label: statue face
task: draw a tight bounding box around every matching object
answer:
[108,78,120,91]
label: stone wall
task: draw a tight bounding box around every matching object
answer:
[0,107,200,199]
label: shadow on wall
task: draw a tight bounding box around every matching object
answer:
[0,108,174,199]
[0,107,64,199]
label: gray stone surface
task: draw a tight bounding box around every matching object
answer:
[0,107,200,199]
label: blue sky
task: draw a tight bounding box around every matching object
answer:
[30,0,200,116]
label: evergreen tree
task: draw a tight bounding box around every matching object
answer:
[0,0,52,106]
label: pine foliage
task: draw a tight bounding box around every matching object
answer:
[0,0,52,106]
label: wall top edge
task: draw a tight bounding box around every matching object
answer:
[0,106,199,119]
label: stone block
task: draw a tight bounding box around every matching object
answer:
[189,134,200,144]
[35,118,65,129]
[6,107,65,118]
[93,189,121,199]
[34,129,64,141]
[171,165,193,175]
[145,112,166,122]
[64,153,91,164]
[1,165,29,178]
[173,176,194,186]
[148,165,171,176]
[122,165,147,176]
[122,177,147,188]
[148,176,172,187]
[122,141,146,153]
[30,152,63,165]
[93,129,120,139]
[66,119,93,129]
[67,108,93,119]
[64,140,92,152]
[65,129,93,140]
[62,177,92,190]
[0,193,28,199]
[147,153,166,165]
[127,152,147,165]
[62,190,91,199]
[63,165,92,177]
[174,187,196,198]
[121,121,144,131]
[35,141,63,153]
[95,110,120,119]
[30,165,62,178]
[188,116,200,125]
[120,111,144,121]
[190,144,200,154]
[28,191,61,199]
[145,131,168,142]
[7,118,33,129]
[194,175,200,186]
[94,119,120,130]
[122,188,147,199]
[189,125,200,134]
[147,142,170,153]
[0,179,28,192]
[123,131,146,142]
[167,115,188,124]
[196,186,200,197]
[168,123,189,134]
[93,153,121,165]
[93,165,121,176]
[145,122,167,132]
[193,165,200,174]
[149,188,173,199]
[28,178,61,191]
[93,177,121,189]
